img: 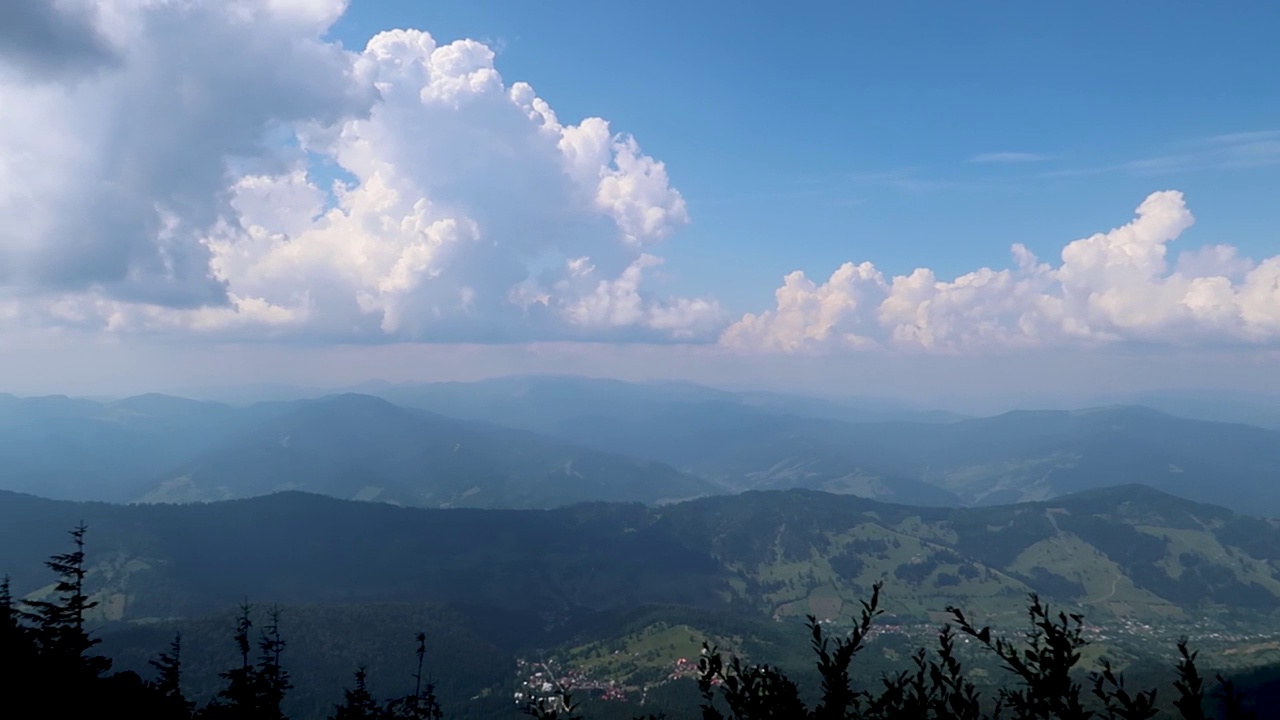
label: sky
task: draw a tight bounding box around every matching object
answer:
[0,0,1278,406]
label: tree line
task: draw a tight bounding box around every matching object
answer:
[0,524,443,719]
[0,525,1265,719]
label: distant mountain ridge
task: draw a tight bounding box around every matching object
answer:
[0,390,717,509]
[3,375,1280,516]
[342,376,1280,514]
[356,374,968,429]
[503,394,1280,514]
[143,393,718,508]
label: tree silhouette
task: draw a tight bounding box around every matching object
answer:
[0,573,39,704]
[0,574,29,655]
[200,602,292,719]
[386,632,445,720]
[0,525,195,718]
[22,522,112,683]
[2,528,1276,719]
[151,632,185,698]
[1172,639,1208,720]
[206,601,258,715]
[151,632,195,718]
[687,585,1258,720]
[949,594,1092,719]
[331,666,381,720]
[257,606,293,719]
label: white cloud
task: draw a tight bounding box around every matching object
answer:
[4,4,1274,356]
[723,191,1280,353]
[0,2,716,342]
[552,254,721,338]
[0,0,366,308]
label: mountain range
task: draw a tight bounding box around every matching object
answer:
[3,376,1278,516]
[5,483,1280,625]
[0,390,712,508]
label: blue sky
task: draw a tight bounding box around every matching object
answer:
[1,0,1277,401]
[330,1,1280,310]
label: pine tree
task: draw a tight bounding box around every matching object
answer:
[23,523,111,681]
[0,576,13,629]
[202,601,260,717]
[0,575,22,648]
[0,574,38,700]
[9,525,189,716]
[150,632,194,718]
[150,632,184,698]
[332,666,382,720]
[386,632,444,720]
[199,602,293,720]
[256,606,292,720]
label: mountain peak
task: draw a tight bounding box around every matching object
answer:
[109,393,224,413]
[1068,404,1173,419]
[309,392,404,411]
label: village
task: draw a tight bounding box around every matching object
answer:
[513,651,720,708]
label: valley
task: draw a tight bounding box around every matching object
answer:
[3,377,1280,717]
[7,4,1280,715]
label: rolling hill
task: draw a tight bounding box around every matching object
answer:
[5,484,1280,626]
[10,485,1280,718]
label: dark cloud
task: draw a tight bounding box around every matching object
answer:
[0,1,372,308]
[0,0,118,78]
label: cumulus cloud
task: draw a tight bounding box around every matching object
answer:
[0,1,717,342]
[0,0,366,308]
[723,191,1280,352]
[5,3,1273,355]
